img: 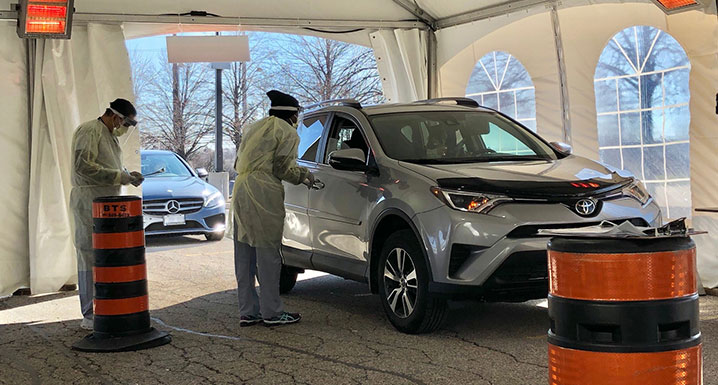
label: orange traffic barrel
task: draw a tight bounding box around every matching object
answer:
[547,236,701,385]
[73,196,171,352]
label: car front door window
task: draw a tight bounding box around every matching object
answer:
[323,116,369,164]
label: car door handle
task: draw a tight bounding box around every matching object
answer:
[311,179,325,190]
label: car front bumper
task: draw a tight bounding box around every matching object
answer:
[414,197,661,300]
[143,205,226,237]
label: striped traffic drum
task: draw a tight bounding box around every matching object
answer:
[547,236,701,385]
[73,196,171,352]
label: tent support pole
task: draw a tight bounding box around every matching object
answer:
[550,5,572,145]
[427,30,438,99]
[0,11,426,30]
[25,39,34,167]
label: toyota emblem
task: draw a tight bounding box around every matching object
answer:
[575,199,597,216]
[166,200,181,214]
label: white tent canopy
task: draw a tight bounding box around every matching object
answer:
[1,0,717,296]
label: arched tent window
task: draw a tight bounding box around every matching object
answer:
[594,26,691,219]
[465,51,537,132]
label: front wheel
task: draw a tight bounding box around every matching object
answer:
[377,230,447,334]
[279,265,299,294]
[205,231,225,241]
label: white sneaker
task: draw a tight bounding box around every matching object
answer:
[80,318,93,330]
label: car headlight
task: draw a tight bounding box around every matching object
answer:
[622,179,651,205]
[205,191,225,208]
[430,187,511,214]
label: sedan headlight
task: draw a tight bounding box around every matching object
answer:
[205,191,225,208]
[430,187,511,214]
[622,179,651,205]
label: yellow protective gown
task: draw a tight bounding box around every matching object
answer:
[70,119,125,271]
[232,116,310,248]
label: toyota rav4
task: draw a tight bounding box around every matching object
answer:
[279,98,661,334]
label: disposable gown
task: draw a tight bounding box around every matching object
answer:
[232,116,310,248]
[70,119,125,271]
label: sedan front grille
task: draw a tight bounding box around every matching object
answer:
[143,198,205,215]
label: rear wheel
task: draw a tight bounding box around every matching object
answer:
[378,229,447,334]
[205,231,225,241]
[279,265,299,294]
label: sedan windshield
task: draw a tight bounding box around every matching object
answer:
[141,153,193,178]
[369,111,558,164]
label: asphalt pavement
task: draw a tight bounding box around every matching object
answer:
[1,236,717,384]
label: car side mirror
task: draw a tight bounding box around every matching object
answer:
[196,168,209,178]
[328,149,368,172]
[550,141,573,155]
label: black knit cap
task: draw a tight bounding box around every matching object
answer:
[110,98,137,117]
[266,90,300,109]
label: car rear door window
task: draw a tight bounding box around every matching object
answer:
[297,115,327,162]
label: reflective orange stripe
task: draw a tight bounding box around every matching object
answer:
[549,344,701,385]
[93,200,143,218]
[94,264,146,283]
[548,248,696,301]
[94,295,149,316]
[93,231,145,249]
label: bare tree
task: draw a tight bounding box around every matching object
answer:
[140,52,215,161]
[222,34,275,149]
[595,27,689,144]
[274,36,384,105]
[128,49,160,149]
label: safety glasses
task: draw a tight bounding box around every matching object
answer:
[109,107,138,127]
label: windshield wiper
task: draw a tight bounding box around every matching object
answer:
[478,155,550,162]
[400,155,550,164]
[399,159,456,164]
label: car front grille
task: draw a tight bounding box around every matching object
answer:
[506,218,649,238]
[145,221,204,232]
[143,198,205,215]
[482,250,550,301]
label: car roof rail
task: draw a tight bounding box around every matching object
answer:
[303,98,362,112]
[414,97,481,108]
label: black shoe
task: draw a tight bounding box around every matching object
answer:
[263,312,301,326]
[240,315,262,327]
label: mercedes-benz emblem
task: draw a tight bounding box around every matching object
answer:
[575,199,597,216]
[166,200,181,214]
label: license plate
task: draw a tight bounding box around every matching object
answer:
[163,214,186,226]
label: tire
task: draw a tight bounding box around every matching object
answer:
[279,265,299,294]
[205,231,225,241]
[377,229,447,334]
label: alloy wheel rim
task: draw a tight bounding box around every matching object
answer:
[383,247,418,318]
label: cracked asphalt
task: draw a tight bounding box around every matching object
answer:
[2,235,718,384]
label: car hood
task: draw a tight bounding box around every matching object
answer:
[398,155,633,198]
[142,176,218,201]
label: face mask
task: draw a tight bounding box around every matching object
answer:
[113,126,129,137]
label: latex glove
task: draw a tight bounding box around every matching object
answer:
[130,171,144,187]
[120,171,133,185]
[302,172,316,188]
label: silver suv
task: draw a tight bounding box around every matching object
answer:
[279,98,661,334]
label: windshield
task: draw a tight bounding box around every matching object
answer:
[369,111,558,164]
[141,153,193,178]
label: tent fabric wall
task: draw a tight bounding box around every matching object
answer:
[0,22,29,298]
[26,24,138,295]
[437,3,718,287]
[667,11,718,288]
[370,29,428,103]
[437,11,564,143]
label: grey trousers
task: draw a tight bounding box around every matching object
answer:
[234,240,284,319]
[74,209,95,321]
[78,270,94,320]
